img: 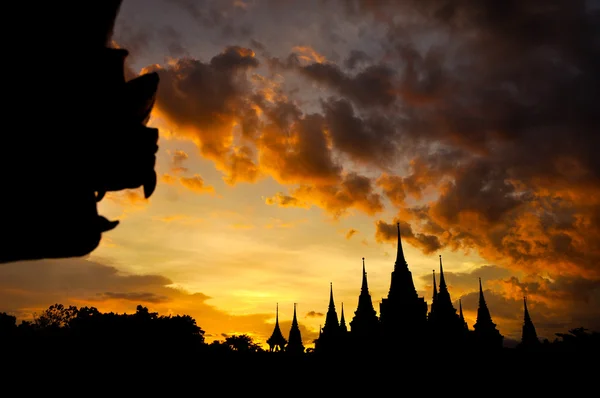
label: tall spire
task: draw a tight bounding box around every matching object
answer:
[329,282,335,310]
[395,222,408,270]
[433,254,458,320]
[439,255,447,291]
[323,282,339,333]
[340,302,348,332]
[479,277,484,303]
[380,219,428,349]
[351,257,380,341]
[317,283,342,354]
[473,278,503,349]
[459,299,468,330]
[287,303,305,354]
[520,296,539,348]
[361,257,368,292]
[476,278,492,324]
[266,302,287,352]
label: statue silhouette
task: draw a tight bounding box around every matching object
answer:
[1,0,159,263]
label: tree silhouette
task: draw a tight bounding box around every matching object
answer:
[35,304,79,329]
[225,334,264,353]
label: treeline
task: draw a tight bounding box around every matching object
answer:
[1,303,598,360]
[0,304,270,361]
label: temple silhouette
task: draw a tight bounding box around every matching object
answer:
[267,222,541,354]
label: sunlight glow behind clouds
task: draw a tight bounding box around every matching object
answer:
[2,0,599,349]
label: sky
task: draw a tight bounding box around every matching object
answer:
[2,0,600,348]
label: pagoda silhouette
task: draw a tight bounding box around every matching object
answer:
[286,303,305,354]
[266,303,286,352]
[473,278,504,351]
[267,303,306,354]
[379,222,428,352]
[428,255,468,350]
[349,257,381,351]
[517,296,541,351]
[268,220,542,355]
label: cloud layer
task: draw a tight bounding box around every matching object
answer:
[0,258,317,344]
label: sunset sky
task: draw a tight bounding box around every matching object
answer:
[2,0,599,348]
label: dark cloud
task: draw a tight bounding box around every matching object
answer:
[349,1,600,311]
[296,62,398,109]
[418,264,513,296]
[344,49,371,70]
[321,97,396,167]
[375,220,441,254]
[99,292,170,303]
[166,0,231,29]
[305,311,324,318]
[346,229,358,240]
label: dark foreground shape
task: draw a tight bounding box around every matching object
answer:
[2,0,159,263]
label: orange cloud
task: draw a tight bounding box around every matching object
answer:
[375,219,441,254]
[346,229,358,239]
[291,45,327,64]
[265,192,309,208]
[161,173,177,184]
[179,175,215,194]
[142,46,262,184]
[170,149,189,174]
[288,172,384,219]
[105,189,148,207]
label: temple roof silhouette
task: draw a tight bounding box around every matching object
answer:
[521,296,540,347]
[267,303,287,351]
[473,278,504,348]
[379,221,428,346]
[340,303,348,333]
[322,282,340,335]
[287,303,305,354]
[350,257,379,338]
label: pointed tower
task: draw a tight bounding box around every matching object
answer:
[340,303,348,333]
[350,257,380,344]
[473,278,503,350]
[316,283,342,353]
[379,221,428,349]
[286,303,305,354]
[429,270,438,321]
[428,255,463,350]
[519,296,540,349]
[322,282,339,334]
[459,299,468,331]
[436,255,458,315]
[266,303,287,352]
